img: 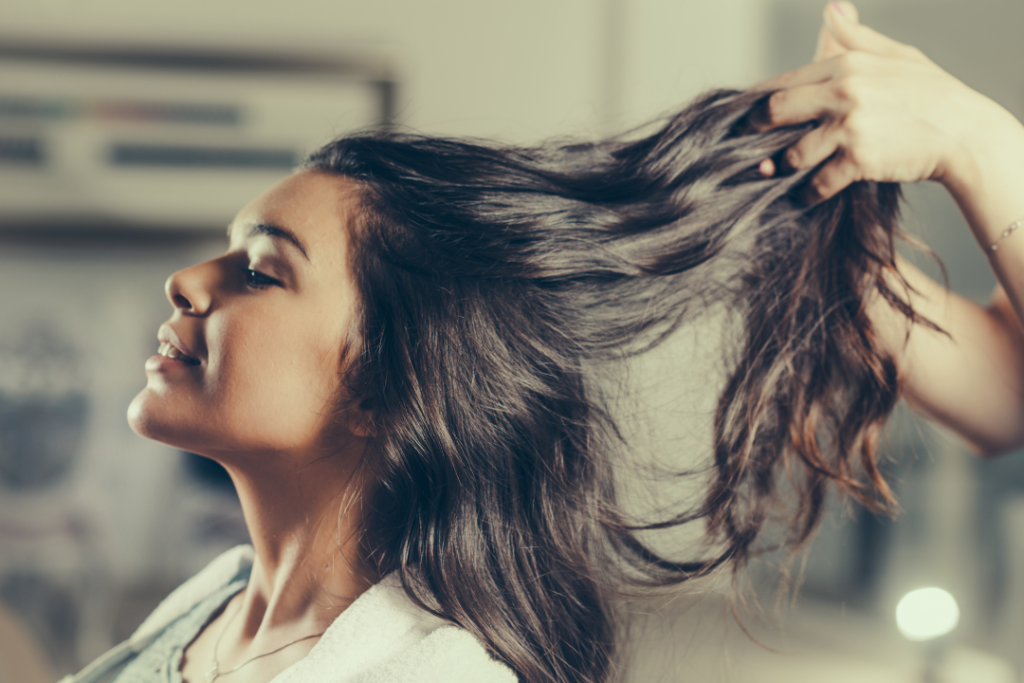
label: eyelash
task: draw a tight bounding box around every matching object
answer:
[243,268,281,290]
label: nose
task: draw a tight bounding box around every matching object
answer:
[165,261,215,314]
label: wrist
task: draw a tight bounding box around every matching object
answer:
[940,104,1024,190]
[937,106,1024,247]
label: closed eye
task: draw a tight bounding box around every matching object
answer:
[243,268,281,290]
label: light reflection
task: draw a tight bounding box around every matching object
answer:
[896,587,960,642]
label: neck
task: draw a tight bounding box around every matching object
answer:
[216,438,376,639]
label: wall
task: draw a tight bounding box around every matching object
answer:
[0,0,772,141]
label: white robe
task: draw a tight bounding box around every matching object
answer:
[61,545,517,683]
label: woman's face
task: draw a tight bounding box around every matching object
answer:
[127,170,365,462]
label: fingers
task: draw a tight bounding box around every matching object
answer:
[804,152,863,202]
[813,25,845,63]
[824,2,927,62]
[753,82,849,132]
[833,1,859,22]
[783,123,841,173]
[763,3,926,93]
[757,1,929,197]
[759,149,864,205]
[758,124,842,185]
[813,2,858,61]
[752,58,841,94]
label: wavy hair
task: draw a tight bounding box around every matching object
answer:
[304,88,914,683]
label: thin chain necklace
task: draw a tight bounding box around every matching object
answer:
[204,599,326,683]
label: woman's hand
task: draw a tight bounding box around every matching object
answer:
[758,3,1024,456]
[754,2,1020,205]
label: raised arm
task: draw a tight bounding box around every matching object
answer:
[868,260,1024,455]
[759,2,1024,454]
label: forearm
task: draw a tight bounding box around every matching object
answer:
[870,255,1024,455]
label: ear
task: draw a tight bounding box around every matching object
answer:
[347,404,377,438]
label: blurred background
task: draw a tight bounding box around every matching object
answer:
[0,0,1020,681]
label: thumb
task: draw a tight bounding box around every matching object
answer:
[824,2,924,61]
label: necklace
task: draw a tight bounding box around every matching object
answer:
[204,600,326,683]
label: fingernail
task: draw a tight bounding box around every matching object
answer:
[829,1,846,18]
[759,158,776,177]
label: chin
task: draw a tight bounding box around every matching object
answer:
[127,387,194,451]
[128,388,166,441]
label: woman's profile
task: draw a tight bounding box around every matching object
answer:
[61,3,1024,682]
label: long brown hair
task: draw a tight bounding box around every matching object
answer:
[305,88,914,683]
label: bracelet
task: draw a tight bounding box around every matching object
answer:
[989,217,1023,251]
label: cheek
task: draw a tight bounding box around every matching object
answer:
[127,289,357,457]
[207,316,343,450]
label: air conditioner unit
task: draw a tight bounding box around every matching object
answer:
[0,44,393,232]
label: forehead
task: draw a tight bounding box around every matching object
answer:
[231,169,358,257]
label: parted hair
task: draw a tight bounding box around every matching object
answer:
[304,88,914,683]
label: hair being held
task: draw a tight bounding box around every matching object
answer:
[304,87,918,683]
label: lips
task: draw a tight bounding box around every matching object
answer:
[157,324,201,365]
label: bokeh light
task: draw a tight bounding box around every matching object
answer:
[896,587,960,642]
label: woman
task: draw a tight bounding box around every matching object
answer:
[62,3,1024,683]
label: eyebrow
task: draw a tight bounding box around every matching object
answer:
[228,222,310,262]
